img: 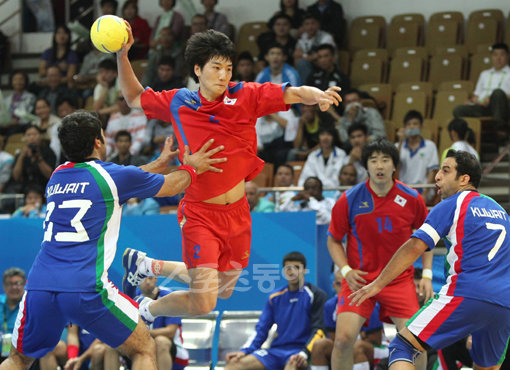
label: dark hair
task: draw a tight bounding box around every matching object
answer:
[121,0,138,15]
[24,124,43,134]
[57,96,78,109]
[265,43,286,55]
[58,111,104,162]
[283,251,306,268]
[24,185,44,198]
[202,0,218,4]
[268,12,292,29]
[3,267,25,284]
[9,70,29,88]
[302,12,320,22]
[348,122,368,137]
[318,124,342,148]
[446,149,482,188]
[280,0,299,11]
[159,0,174,9]
[98,58,117,71]
[304,176,323,191]
[362,138,400,169]
[448,118,475,145]
[35,97,51,110]
[185,30,236,83]
[343,88,361,99]
[316,43,335,55]
[158,55,175,68]
[50,25,72,65]
[115,130,131,142]
[101,0,119,12]
[236,51,254,64]
[491,42,509,53]
[277,164,294,176]
[403,110,423,125]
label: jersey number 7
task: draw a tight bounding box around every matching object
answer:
[486,222,507,261]
[43,200,93,242]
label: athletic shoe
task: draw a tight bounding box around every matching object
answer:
[135,296,155,325]
[122,248,147,298]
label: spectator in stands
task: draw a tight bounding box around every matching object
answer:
[123,196,160,215]
[256,44,301,86]
[105,93,147,157]
[232,52,256,83]
[298,125,346,188]
[8,125,56,194]
[453,43,510,139]
[225,251,327,370]
[201,0,233,39]
[93,59,119,116]
[0,267,26,339]
[338,163,357,187]
[189,14,209,37]
[246,181,275,213]
[277,0,305,31]
[39,340,68,370]
[306,0,346,48]
[72,45,114,92]
[11,185,46,218]
[64,325,102,370]
[142,27,184,86]
[289,104,336,161]
[0,137,13,194]
[148,56,185,92]
[100,0,118,15]
[281,176,335,225]
[397,110,439,204]
[441,118,479,162]
[257,13,297,67]
[266,164,297,208]
[256,108,300,167]
[293,12,334,82]
[142,120,176,160]
[109,130,147,166]
[122,0,151,60]
[37,66,78,115]
[49,97,78,164]
[38,25,79,87]
[151,0,186,45]
[307,44,349,113]
[336,89,386,145]
[342,123,369,184]
[3,71,36,133]
[33,98,60,142]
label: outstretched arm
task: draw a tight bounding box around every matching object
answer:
[117,21,144,109]
[283,86,342,111]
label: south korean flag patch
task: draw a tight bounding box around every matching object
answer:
[394,194,407,207]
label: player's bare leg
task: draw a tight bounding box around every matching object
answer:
[0,347,35,370]
[331,312,366,370]
[116,318,157,370]
[218,269,243,299]
[225,354,265,370]
[391,318,427,370]
[311,337,333,367]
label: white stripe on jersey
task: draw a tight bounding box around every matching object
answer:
[419,223,441,245]
[440,191,469,296]
[408,294,454,336]
[88,161,121,276]
[11,291,27,348]
[103,280,139,324]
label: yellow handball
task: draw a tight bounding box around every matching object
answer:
[90,15,128,54]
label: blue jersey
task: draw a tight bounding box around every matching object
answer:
[241,282,327,354]
[25,160,164,292]
[412,191,510,307]
[323,296,382,334]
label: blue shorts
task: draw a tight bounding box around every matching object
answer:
[12,283,139,358]
[251,347,300,369]
[407,294,510,367]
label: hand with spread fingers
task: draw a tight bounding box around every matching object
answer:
[183,139,227,174]
[348,281,382,307]
[318,86,342,111]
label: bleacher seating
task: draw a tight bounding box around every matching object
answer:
[348,16,386,52]
[236,21,269,60]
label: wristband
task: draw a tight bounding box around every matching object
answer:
[178,165,197,185]
[298,350,308,361]
[422,268,433,280]
[341,265,352,278]
[67,344,79,359]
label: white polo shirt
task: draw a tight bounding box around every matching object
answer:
[474,65,510,101]
[398,138,439,186]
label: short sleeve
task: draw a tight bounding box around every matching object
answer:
[328,193,350,241]
[112,165,164,204]
[412,197,457,250]
[249,82,291,118]
[140,88,179,121]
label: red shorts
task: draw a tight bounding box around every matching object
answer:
[177,197,252,272]
[337,277,419,323]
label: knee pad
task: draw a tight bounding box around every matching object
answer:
[388,333,423,367]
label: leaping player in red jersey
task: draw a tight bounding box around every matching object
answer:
[117,24,342,321]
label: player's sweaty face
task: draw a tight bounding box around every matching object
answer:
[197,57,233,100]
[367,152,395,185]
[435,157,462,199]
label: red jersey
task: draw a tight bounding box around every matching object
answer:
[141,82,290,201]
[329,180,428,283]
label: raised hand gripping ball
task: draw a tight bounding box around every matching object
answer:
[90,15,128,54]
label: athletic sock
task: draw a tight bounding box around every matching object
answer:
[139,298,156,322]
[139,257,156,276]
[311,366,329,370]
[353,361,370,370]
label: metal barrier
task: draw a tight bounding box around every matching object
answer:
[0,193,24,211]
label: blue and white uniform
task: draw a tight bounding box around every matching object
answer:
[12,160,164,358]
[407,190,510,367]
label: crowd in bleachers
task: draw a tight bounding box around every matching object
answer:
[0,1,510,368]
